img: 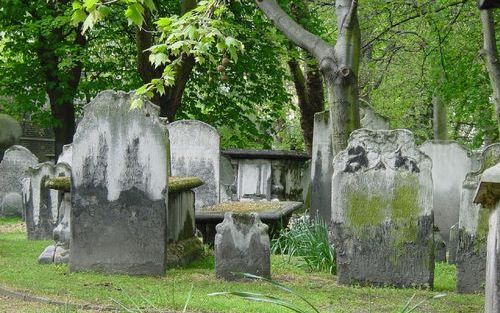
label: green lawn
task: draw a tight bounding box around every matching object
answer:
[0,218,484,313]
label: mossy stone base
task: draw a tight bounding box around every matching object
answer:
[332,215,434,288]
[166,237,204,268]
[456,229,487,293]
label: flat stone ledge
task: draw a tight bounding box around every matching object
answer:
[222,149,310,161]
[43,176,204,194]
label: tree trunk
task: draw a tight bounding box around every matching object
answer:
[480,9,500,133]
[256,0,360,152]
[136,0,197,121]
[38,26,85,158]
[288,53,324,155]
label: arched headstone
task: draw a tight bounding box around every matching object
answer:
[70,90,169,275]
[167,120,220,209]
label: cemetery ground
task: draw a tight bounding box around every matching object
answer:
[0,218,483,313]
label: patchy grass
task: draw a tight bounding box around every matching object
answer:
[0,225,484,312]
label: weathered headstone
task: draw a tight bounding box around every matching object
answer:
[0,192,22,217]
[331,129,434,288]
[57,144,72,166]
[0,145,38,217]
[448,223,459,264]
[311,109,389,223]
[419,141,472,243]
[215,212,270,280]
[457,144,500,293]
[24,162,70,240]
[168,120,220,209]
[219,156,236,203]
[473,163,500,313]
[70,90,169,275]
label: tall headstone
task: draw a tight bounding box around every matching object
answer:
[70,90,169,275]
[331,129,434,288]
[420,141,472,243]
[168,120,220,209]
[24,162,70,240]
[310,112,333,222]
[311,108,389,223]
[457,144,500,293]
[215,213,270,281]
[0,145,38,217]
[473,163,500,313]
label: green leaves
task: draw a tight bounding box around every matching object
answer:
[125,3,145,27]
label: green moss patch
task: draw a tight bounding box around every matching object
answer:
[347,192,387,234]
[44,177,71,192]
[169,176,204,193]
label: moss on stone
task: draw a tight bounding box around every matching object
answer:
[44,177,71,192]
[168,176,204,193]
[346,192,387,235]
[483,153,500,171]
[203,201,281,213]
[166,237,204,268]
[475,208,490,252]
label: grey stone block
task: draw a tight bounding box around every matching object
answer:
[448,223,459,264]
[215,212,270,281]
[331,129,434,288]
[70,90,169,276]
[434,232,447,263]
[0,192,22,217]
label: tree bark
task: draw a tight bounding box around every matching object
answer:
[136,0,197,121]
[256,0,360,152]
[432,72,448,140]
[37,25,86,158]
[480,9,500,133]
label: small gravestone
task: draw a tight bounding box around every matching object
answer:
[237,160,271,200]
[331,129,433,288]
[457,144,500,293]
[0,192,22,217]
[168,120,220,209]
[215,212,270,280]
[419,141,472,243]
[0,145,38,217]
[448,223,459,264]
[70,90,169,275]
[25,162,70,240]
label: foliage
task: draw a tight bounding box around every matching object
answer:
[272,215,336,274]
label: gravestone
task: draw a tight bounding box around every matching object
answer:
[448,223,459,264]
[219,156,236,202]
[70,90,169,275]
[434,232,447,263]
[457,144,500,293]
[24,162,71,240]
[331,129,434,288]
[311,109,389,223]
[215,212,270,280]
[310,111,333,222]
[168,120,220,209]
[57,144,72,166]
[419,141,472,243]
[0,145,38,217]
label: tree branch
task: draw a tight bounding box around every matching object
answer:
[255,0,334,65]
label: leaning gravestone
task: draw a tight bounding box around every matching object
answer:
[70,90,169,275]
[456,144,500,293]
[420,141,472,243]
[215,212,270,280]
[168,120,220,209]
[331,129,434,288]
[0,145,38,217]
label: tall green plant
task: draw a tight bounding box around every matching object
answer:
[272,215,335,274]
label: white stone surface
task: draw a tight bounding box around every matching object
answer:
[237,160,271,200]
[57,144,72,166]
[168,120,220,209]
[420,141,472,242]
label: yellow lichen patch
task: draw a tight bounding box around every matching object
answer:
[202,201,281,213]
[44,177,71,191]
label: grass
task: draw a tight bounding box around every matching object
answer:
[0,218,484,313]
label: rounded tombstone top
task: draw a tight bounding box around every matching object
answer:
[0,114,22,149]
[2,145,39,165]
[57,144,73,166]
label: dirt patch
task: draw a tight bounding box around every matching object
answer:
[0,222,25,234]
